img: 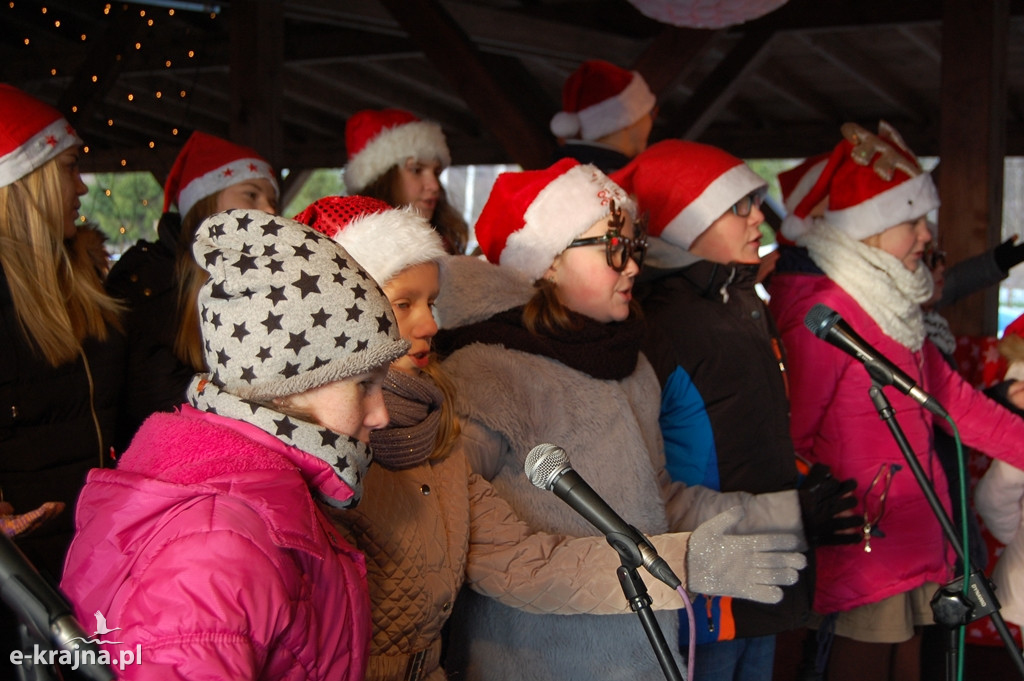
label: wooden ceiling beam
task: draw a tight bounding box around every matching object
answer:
[631,25,720,97]
[671,29,776,141]
[377,0,553,169]
[794,32,929,124]
[756,61,844,122]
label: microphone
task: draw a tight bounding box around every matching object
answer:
[804,303,949,419]
[0,532,114,681]
[524,443,681,589]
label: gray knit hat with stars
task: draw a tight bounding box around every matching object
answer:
[193,208,409,402]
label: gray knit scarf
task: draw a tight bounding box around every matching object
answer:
[368,369,442,470]
[186,374,372,508]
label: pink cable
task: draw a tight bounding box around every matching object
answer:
[676,586,696,680]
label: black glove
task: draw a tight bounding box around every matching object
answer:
[798,463,860,546]
[994,236,1024,273]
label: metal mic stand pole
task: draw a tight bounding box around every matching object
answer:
[607,532,684,681]
[868,383,1024,680]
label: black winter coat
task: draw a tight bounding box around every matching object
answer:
[639,260,813,639]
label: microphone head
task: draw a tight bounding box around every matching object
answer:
[804,303,839,339]
[524,443,569,490]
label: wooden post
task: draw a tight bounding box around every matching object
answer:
[938,0,1008,336]
[229,0,284,173]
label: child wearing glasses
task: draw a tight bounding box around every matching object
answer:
[433,159,811,681]
[769,122,1024,681]
[612,140,860,681]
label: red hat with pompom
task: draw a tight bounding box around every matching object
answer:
[344,109,451,194]
[550,60,656,142]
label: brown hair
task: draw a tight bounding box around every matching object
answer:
[522,278,641,337]
[172,193,221,372]
[0,158,122,366]
[360,165,469,255]
[421,359,461,461]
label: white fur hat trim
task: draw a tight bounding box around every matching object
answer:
[344,121,451,193]
[826,172,940,241]
[501,164,635,281]
[331,206,446,286]
[660,164,766,250]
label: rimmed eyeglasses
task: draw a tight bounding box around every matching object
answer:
[565,201,648,273]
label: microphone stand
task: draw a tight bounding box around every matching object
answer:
[868,382,1024,681]
[607,530,684,681]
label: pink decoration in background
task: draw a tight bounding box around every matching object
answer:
[626,0,788,29]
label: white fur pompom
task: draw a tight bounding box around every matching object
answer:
[550,111,581,138]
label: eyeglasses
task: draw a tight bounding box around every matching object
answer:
[861,462,901,553]
[730,191,765,218]
[923,244,947,270]
[566,205,648,273]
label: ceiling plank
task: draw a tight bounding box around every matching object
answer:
[376,0,553,169]
[672,29,776,141]
[630,25,719,96]
[794,31,929,125]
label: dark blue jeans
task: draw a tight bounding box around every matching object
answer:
[691,635,776,681]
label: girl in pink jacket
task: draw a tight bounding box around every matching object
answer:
[61,209,409,680]
[770,122,1024,681]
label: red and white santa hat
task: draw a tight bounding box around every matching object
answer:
[344,109,451,194]
[550,60,656,141]
[294,195,446,286]
[611,139,766,250]
[789,121,939,241]
[0,84,82,188]
[475,158,635,281]
[777,153,829,241]
[163,130,278,218]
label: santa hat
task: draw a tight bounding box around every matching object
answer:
[791,121,939,241]
[0,84,82,188]
[611,139,765,250]
[163,130,278,218]
[475,158,635,281]
[344,109,451,194]
[777,153,829,241]
[550,60,656,141]
[294,195,446,286]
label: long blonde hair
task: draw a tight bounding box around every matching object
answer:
[421,359,461,460]
[0,158,121,367]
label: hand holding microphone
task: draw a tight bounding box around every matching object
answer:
[525,444,807,604]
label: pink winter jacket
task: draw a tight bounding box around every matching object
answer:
[771,273,1024,614]
[60,406,371,681]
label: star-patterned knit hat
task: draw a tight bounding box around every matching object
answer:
[192,209,408,402]
[790,121,939,241]
[344,109,451,194]
[163,130,278,218]
[294,195,446,287]
[611,139,766,250]
[474,158,635,281]
[0,84,82,188]
[549,60,656,141]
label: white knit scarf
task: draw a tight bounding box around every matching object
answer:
[799,222,933,351]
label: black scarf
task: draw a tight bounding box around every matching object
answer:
[435,306,644,381]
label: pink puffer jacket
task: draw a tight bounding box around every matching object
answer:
[771,272,1024,614]
[61,406,371,681]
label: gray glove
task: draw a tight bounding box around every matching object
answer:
[686,506,807,604]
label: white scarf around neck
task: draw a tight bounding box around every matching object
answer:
[799,222,933,351]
